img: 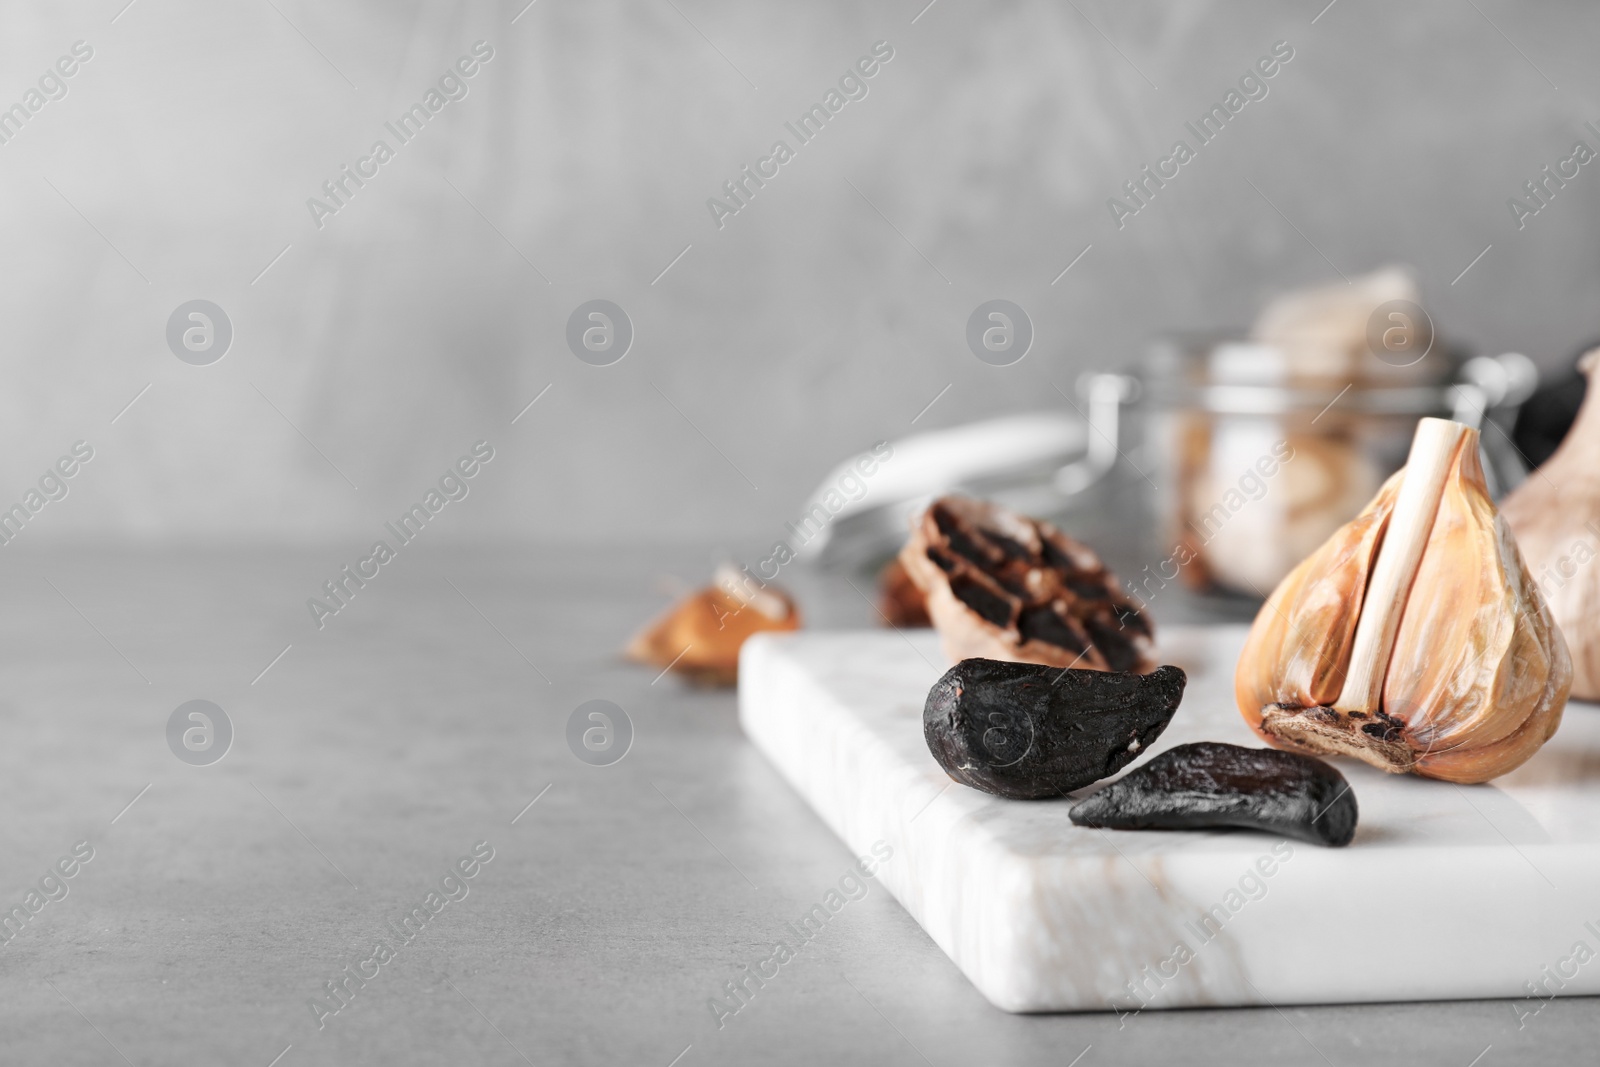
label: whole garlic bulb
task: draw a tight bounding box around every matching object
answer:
[1236,418,1571,784]
[1503,349,1600,700]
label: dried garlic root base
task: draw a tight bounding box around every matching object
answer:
[1235,418,1572,784]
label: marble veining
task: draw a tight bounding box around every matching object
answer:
[739,625,1600,1012]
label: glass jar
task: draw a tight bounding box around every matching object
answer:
[1117,338,1537,599]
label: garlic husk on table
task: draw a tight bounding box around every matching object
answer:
[1502,349,1600,700]
[1235,418,1571,784]
[625,564,800,686]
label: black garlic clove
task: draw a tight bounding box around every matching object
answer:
[1068,741,1358,847]
[923,658,1186,800]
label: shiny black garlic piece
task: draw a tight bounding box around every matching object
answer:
[923,658,1186,800]
[1069,741,1358,847]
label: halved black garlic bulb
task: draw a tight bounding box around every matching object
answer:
[899,496,1157,673]
[923,658,1186,800]
[1069,741,1358,847]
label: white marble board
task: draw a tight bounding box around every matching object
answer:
[738,624,1600,1013]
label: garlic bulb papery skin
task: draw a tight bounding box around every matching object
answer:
[1235,418,1572,784]
[1502,349,1600,701]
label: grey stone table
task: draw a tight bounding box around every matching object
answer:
[1,546,1591,1066]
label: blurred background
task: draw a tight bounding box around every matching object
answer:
[7,5,1600,1062]
[0,0,1594,555]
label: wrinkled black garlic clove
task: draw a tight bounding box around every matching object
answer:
[1069,741,1358,847]
[923,658,1186,800]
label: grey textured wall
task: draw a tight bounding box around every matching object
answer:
[1,0,1595,549]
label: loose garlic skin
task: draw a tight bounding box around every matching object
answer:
[624,565,800,686]
[1502,350,1600,701]
[1235,420,1571,784]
